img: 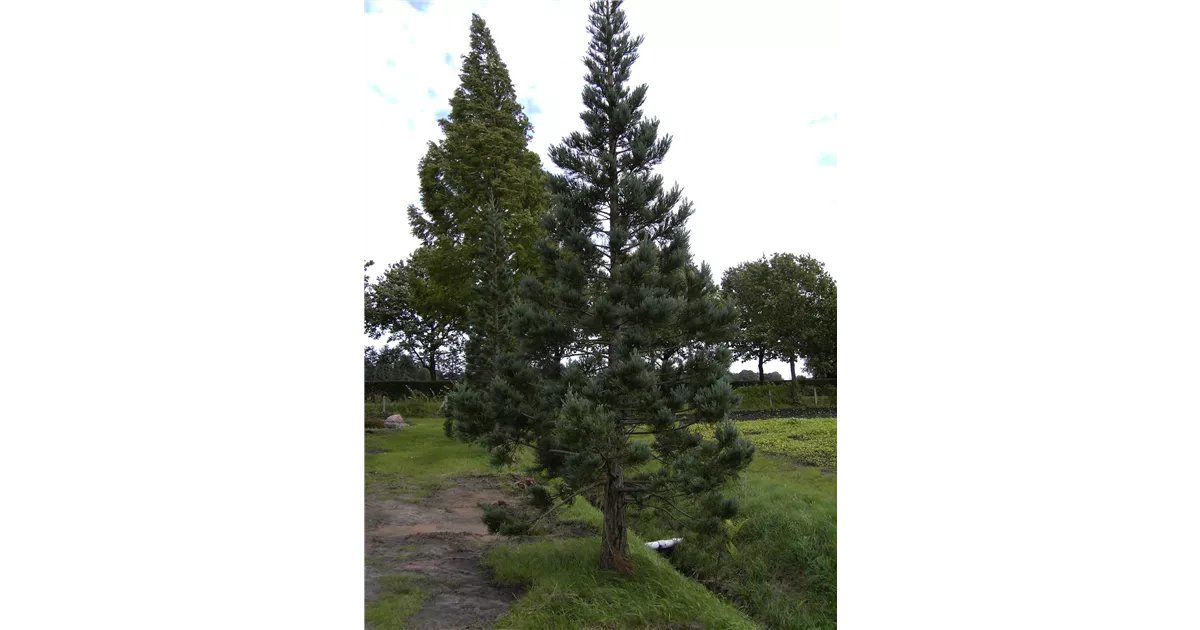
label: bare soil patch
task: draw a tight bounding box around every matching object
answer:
[365,474,524,629]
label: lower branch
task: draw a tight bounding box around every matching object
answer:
[525,481,603,530]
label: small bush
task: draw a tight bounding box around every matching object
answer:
[481,502,533,536]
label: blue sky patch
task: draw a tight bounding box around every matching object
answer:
[427,88,437,99]
[443,52,454,66]
[364,0,380,13]
[518,96,543,116]
[435,108,451,120]
[370,83,398,105]
[817,152,837,166]
[407,0,431,12]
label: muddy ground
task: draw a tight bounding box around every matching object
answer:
[365,474,523,629]
[362,475,518,624]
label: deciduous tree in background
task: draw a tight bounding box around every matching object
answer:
[765,253,837,399]
[365,345,431,382]
[721,258,779,382]
[723,253,838,390]
[364,252,463,380]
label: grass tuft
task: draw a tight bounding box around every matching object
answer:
[485,536,758,629]
[365,574,429,630]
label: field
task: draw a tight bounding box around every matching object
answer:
[695,417,837,470]
[365,412,837,629]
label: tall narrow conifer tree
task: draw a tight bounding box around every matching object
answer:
[446,0,754,572]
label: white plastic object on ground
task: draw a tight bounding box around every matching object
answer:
[645,538,683,550]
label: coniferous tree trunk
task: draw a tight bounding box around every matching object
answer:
[789,356,797,403]
[601,460,628,570]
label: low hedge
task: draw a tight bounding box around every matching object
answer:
[729,378,836,389]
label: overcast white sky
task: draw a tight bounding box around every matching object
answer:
[365,0,837,377]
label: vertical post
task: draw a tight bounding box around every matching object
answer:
[814,387,818,406]
[767,388,773,409]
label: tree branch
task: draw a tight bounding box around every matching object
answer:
[636,491,698,522]
[644,501,688,531]
[526,480,603,530]
[627,417,706,435]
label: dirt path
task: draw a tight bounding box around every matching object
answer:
[365,475,522,629]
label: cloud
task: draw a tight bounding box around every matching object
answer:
[406,0,431,12]
[817,152,837,166]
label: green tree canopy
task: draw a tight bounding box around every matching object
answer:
[365,345,432,382]
[729,369,759,382]
[721,259,780,381]
[445,0,754,573]
[406,13,550,333]
[364,251,463,380]
[766,253,837,388]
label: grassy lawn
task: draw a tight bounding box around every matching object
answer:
[366,419,502,497]
[702,417,837,470]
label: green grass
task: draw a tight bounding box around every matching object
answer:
[486,535,759,629]
[633,419,837,630]
[365,419,498,497]
[365,574,430,630]
[694,418,837,470]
